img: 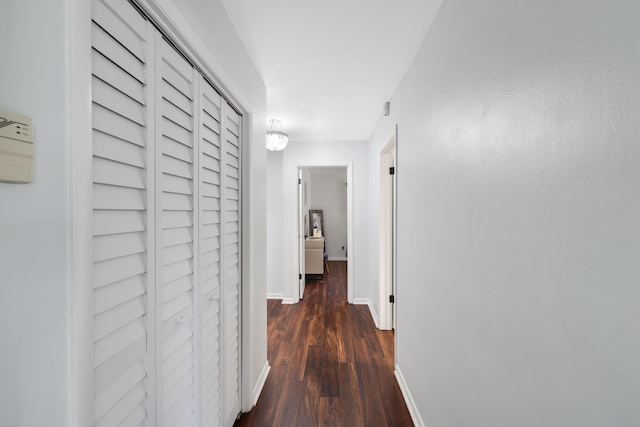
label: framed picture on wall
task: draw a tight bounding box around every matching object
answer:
[309,209,324,237]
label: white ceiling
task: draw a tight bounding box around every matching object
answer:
[220,0,443,142]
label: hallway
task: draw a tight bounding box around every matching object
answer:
[236,261,413,426]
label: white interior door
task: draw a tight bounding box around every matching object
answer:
[155,36,198,427]
[298,168,306,299]
[379,130,397,331]
[222,105,242,427]
[199,78,224,427]
[91,0,155,425]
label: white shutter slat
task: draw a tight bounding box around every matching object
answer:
[163,192,192,212]
[95,335,146,389]
[93,104,145,148]
[165,392,194,427]
[162,173,193,196]
[93,50,145,104]
[93,76,145,126]
[94,231,145,263]
[94,253,146,289]
[162,243,193,266]
[163,210,193,229]
[94,275,146,315]
[115,404,147,427]
[201,120,221,144]
[161,41,194,87]
[161,64,193,102]
[94,296,146,341]
[202,197,220,212]
[201,278,218,297]
[162,275,192,305]
[163,228,192,248]
[201,182,220,199]
[96,380,146,427]
[92,24,145,83]
[202,151,221,171]
[94,317,146,366]
[162,117,193,148]
[201,222,220,238]
[163,341,191,377]
[162,259,192,284]
[202,82,221,111]
[163,293,192,322]
[93,157,145,190]
[100,0,147,39]
[94,210,145,237]
[201,238,220,255]
[94,184,145,211]
[162,311,193,355]
[162,99,194,133]
[162,136,193,163]
[201,169,221,186]
[93,130,146,168]
[95,360,146,419]
[162,79,193,116]
[93,0,145,62]
[162,154,193,180]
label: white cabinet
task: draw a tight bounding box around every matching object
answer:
[305,237,325,275]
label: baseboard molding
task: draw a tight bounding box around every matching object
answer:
[352,298,380,328]
[252,361,271,406]
[267,293,284,299]
[395,365,425,427]
[327,256,347,261]
[281,297,298,304]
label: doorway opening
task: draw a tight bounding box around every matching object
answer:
[295,163,354,303]
[379,128,397,331]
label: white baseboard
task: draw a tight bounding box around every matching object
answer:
[281,297,298,304]
[327,256,347,261]
[252,361,271,406]
[267,293,284,299]
[395,365,425,427]
[352,298,380,328]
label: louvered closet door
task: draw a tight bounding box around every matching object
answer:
[199,80,224,427]
[156,38,199,427]
[222,106,242,427]
[91,0,155,426]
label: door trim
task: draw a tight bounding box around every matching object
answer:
[293,162,353,303]
[378,129,397,330]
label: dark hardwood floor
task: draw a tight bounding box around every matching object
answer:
[235,261,413,427]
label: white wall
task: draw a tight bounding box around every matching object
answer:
[267,140,368,302]
[369,0,640,425]
[310,171,348,259]
[0,1,69,426]
[266,150,284,297]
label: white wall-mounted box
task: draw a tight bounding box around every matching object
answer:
[0,109,34,183]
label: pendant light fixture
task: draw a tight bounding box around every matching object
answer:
[266,119,289,151]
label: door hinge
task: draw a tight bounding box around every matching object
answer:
[298,178,302,184]
[389,295,395,303]
[299,273,302,280]
[389,166,395,175]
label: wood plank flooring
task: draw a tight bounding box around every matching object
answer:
[234,261,413,427]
